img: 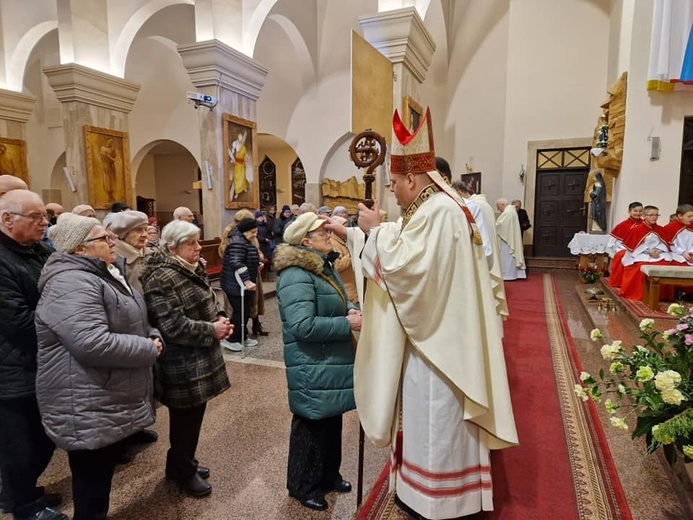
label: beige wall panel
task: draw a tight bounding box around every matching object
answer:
[351,32,393,140]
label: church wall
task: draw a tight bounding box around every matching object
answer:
[126,36,201,169]
[611,0,689,221]
[501,0,610,203]
[135,153,156,200]
[152,152,200,212]
[439,1,510,204]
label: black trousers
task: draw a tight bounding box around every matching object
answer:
[228,294,251,343]
[287,414,343,500]
[0,396,55,518]
[166,403,207,480]
[68,443,121,520]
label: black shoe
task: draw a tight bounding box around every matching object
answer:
[394,494,426,519]
[197,466,210,480]
[252,323,269,336]
[17,507,69,520]
[330,479,351,493]
[43,493,62,508]
[294,496,328,511]
[129,429,158,444]
[173,473,212,497]
[115,448,134,465]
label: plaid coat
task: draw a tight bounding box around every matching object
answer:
[140,251,230,409]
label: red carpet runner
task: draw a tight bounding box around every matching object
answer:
[356,274,631,520]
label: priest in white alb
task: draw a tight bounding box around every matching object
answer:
[495,198,527,281]
[348,108,518,520]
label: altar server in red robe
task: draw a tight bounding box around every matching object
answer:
[620,206,674,300]
[607,201,642,287]
[664,204,693,265]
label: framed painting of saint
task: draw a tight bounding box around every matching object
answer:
[403,96,423,134]
[461,172,481,195]
[84,126,132,209]
[223,114,259,210]
[0,137,29,185]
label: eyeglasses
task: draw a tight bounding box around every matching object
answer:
[307,230,329,238]
[84,234,116,244]
[645,214,660,218]
[9,212,49,223]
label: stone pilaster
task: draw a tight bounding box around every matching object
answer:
[359,7,436,218]
[179,40,268,238]
[43,64,140,210]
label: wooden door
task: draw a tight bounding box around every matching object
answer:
[534,169,588,257]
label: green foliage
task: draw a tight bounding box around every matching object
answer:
[578,309,692,461]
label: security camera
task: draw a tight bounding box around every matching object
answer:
[187,91,218,110]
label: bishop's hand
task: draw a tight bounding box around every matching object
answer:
[358,200,381,234]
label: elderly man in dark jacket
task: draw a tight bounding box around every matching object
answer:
[0,190,66,520]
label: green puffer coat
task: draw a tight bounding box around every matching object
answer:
[274,244,356,420]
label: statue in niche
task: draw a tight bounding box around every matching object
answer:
[589,170,607,232]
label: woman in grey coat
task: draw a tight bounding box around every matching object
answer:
[35,213,162,520]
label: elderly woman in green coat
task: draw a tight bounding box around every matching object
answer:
[274,212,362,512]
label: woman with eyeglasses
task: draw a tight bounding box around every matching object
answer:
[34,212,163,520]
[274,212,361,512]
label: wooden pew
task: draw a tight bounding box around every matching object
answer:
[641,265,693,310]
[200,237,222,280]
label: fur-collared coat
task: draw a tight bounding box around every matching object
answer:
[140,251,230,409]
[274,244,356,420]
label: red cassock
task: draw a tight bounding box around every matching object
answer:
[607,217,641,288]
[619,223,677,301]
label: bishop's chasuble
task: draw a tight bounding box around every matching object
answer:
[355,176,518,519]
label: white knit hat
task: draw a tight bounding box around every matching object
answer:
[49,212,101,253]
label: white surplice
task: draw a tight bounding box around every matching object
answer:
[671,228,693,264]
[355,174,518,519]
[495,205,526,281]
[622,232,672,266]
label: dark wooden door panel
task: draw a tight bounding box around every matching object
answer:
[534,168,588,257]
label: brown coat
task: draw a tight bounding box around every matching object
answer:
[331,235,358,305]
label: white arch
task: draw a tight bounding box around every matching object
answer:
[131,139,199,181]
[244,0,280,57]
[111,0,194,78]
[7,21,58,91]
[318,131,354,183]
[266,14,316,88]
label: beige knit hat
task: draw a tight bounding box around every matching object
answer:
[49,212,101,253]
[71,204,96,217]
[110,210,148,239]
[283,212,325,245]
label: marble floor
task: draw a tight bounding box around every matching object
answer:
[1,271,691,520]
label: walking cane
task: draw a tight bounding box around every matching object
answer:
[348,129,387,508]
[234,269,246,359]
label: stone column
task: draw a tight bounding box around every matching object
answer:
[179,40,268,238]
[43,64,139,212]
[360,7,436,218]
[0,89,37,187]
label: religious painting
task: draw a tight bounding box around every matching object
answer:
[403,95,423,134]
[291,158,306,206]
[223,113,259,210]
[258,155,277,210]
[461,172,481,195]
[84,126,131,210]
[0,137,29,185]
